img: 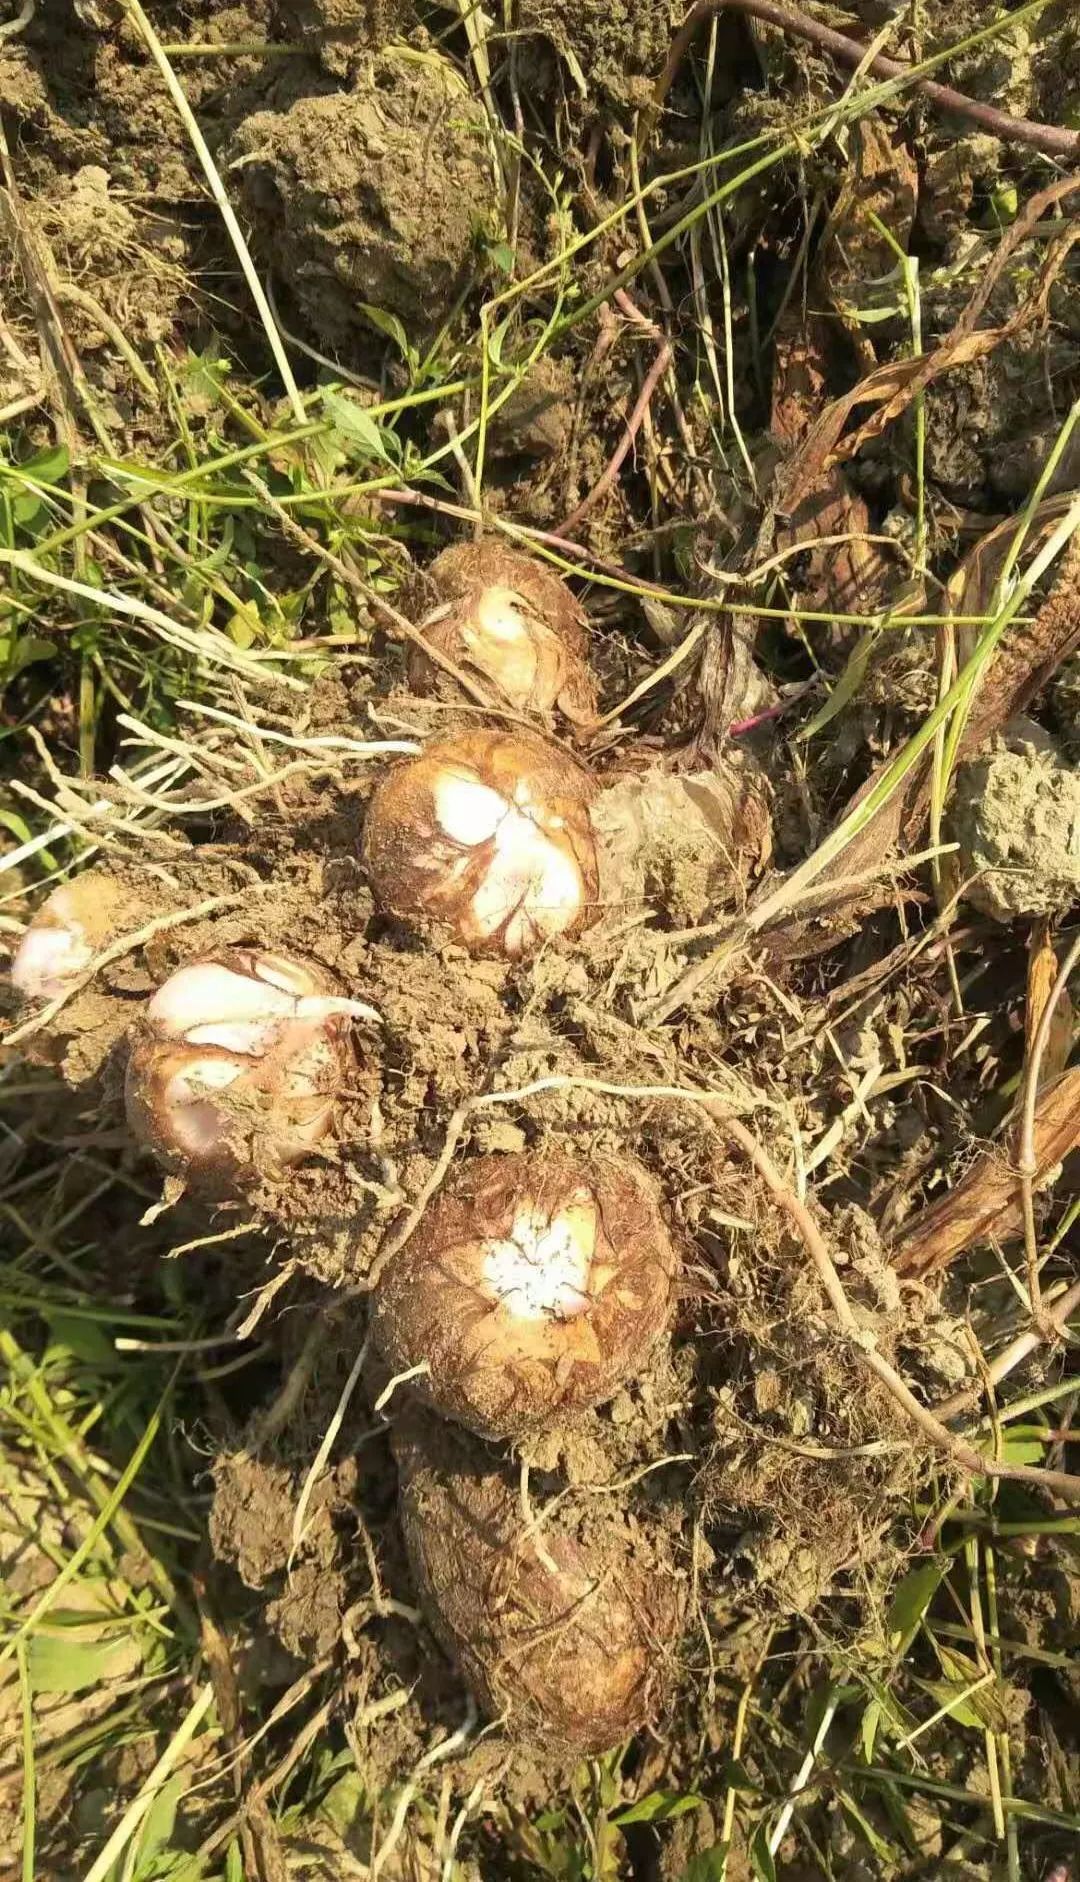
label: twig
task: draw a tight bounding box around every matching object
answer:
[3,888,267,1048]
[119,0,306,425]
[557,336,673,534]
[0,0,34,41]
[290,1338,369,1564]
[649,0,1080,161]
[245,472,506,713]
[936,1278,1080,1424]
[1018,931,1080,1330]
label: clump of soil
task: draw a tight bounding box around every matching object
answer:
[22,165,189,354]
[483,354,576,463]
[232,48,496,342]
[271,0,417,78]
[516,0,677,106]
[951,742,1080,922]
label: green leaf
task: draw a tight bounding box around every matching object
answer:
[838,1791,897,1861]
[798,630,877,741]
[998,1430,1047,1466]
[132,1773,183,1873]
[861,1699,881,1762]
[45,1313,114,1366]
[681,1847,729,1882]
[1,634,58,679]
[749,1823,777,1882]
[0,807,57,871]
[488,242,516,276]
[916,1677,984,1731]
[18,444,70,487]
[226,604,261,649]
[322,388,400,466]
[561,40,588,96]
[29,1627,136,1695]
[613,1791,705,1826]
[887,1560,946,1645]
[357,302,415,366]
[717,1758,759,1796]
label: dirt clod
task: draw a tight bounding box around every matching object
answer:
[233,50,495,342]
[952,742,1080,921]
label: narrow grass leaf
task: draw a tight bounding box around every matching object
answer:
[613,1791,705,1825]
[887,1560,947,1645]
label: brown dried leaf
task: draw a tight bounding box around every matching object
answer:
[769,316,894,621]
[820,117,918,286]
[889,1066,1080,1279]
[1027,920,1076,1092]
[766,517,1080,964]
[779,171,1080,516]
[770,316,831,448]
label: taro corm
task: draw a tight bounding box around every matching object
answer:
[371,1150,678,1439]
[406,540,598,723]
[362,728,599,959]
[394,1412,684,1754]
[125,950,373,1181]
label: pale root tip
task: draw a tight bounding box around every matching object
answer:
[11,923,92,1002]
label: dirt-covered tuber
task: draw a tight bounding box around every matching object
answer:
[395,1413,683,1753]
[592,758,774,927]
[407,542,597,721]
[371,1151,677,1438]
[10,874,138,1004]
[362,729,598,958]
[125,950,373,1178]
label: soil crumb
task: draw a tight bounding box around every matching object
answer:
[233,48,495,343]
[271,0,417,77]
[951,742,1080,922]
[517,0,676,105]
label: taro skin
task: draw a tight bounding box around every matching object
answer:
[395,1411,684,1753]
[125,949,370,1179]
[406,540,597,722]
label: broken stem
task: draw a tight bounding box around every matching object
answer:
[1018,930,1080,1328]
[649,0,1080,161]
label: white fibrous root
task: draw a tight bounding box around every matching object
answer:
[370,1150,678,1439]
[406,541,597,722]
[362,729,599,959]
[125,949,375,1178]
[10,874,137,1005]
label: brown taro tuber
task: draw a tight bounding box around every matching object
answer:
[371,1150,678,1440]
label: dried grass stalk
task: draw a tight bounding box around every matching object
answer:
[890,1066,1080,1279]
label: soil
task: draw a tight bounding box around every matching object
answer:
[232,49,496,343]
[952,739,1080,922]
[4,0,1080,1871]
[514,0,678,107]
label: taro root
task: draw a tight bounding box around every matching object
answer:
[362,729,599,958]
[395,1414,683,1753]
[125,950,371,1179]
[11,874,138,1005]
[951,744,1080,922]
[371,1151,677,1439]
[406,542,597,722]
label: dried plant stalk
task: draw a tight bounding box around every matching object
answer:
[890,1067,1080,1279]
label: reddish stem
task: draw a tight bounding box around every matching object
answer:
[557,339,673,534]
[651,0,1080,161]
